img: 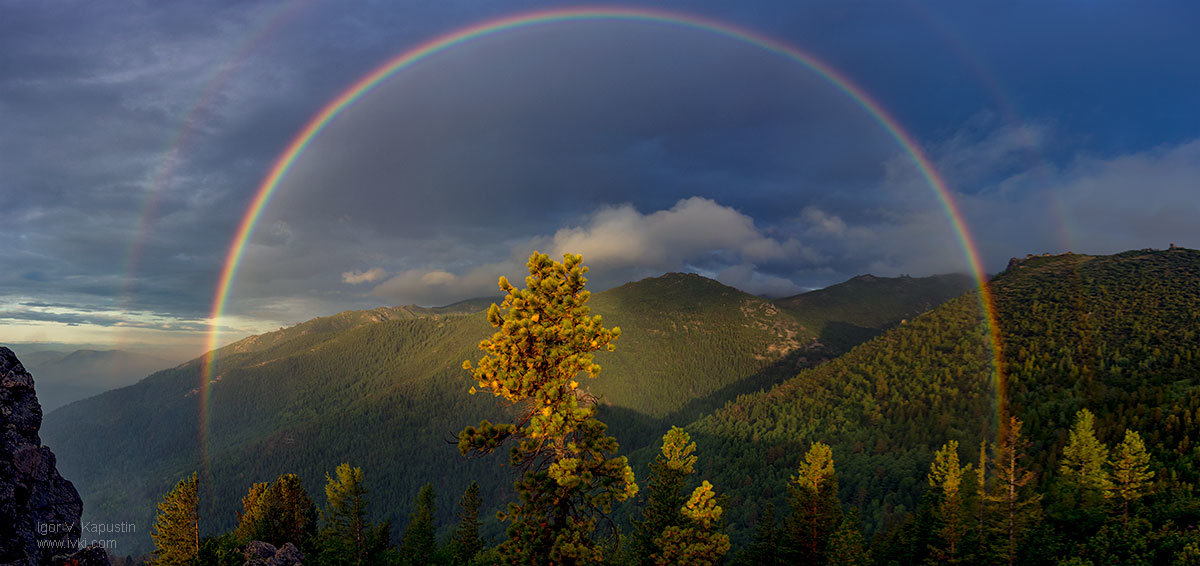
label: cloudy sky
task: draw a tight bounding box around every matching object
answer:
[2,0,1198,360]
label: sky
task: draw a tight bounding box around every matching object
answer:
[2,0,1198,361]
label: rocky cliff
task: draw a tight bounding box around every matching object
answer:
[0,346,103,565]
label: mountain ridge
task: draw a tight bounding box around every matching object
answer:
[39,269,976,555]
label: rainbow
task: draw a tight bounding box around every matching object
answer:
[200,6,1007,462]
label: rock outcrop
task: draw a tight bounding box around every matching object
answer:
[243,541,304,566]
[0,346,89,565]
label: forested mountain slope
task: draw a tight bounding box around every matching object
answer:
[40,271,964,554]
[684,248,1200,542]
[774,272,976,351]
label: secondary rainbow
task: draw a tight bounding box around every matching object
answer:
[200,6,1008,456]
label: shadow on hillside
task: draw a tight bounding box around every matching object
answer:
[596,347,834,452]
[817,320,888,353]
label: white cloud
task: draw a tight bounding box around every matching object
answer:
[368,197,820,305]
[799,206,847,238]
[537,197,818,269]
[834,131,1200,277]
[341,267,387,284]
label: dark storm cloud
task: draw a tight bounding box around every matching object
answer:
[3,0,1198,341]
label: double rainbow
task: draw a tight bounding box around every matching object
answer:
[199,7,1006,464]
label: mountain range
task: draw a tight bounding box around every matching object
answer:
[12,348,173,412]
[38,270,973,555]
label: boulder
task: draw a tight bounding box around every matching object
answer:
[243,541,304,566]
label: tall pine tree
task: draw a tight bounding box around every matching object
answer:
[400,483,438,566]
[151,472,199,565]
[650,481,730,566]
[459,252,637,565]
[234,473,317,552]
[320,463,392,566]
[451,482,483,565]
[1059,408,1110,513]
[825,509,869,566]
[739,502,779,566]
[783,441,842,564]
[974,440,988,561]
[987,416,1041,566]
[632,426,697,565]
[1107,428,1154,527]
[928,440,971,563]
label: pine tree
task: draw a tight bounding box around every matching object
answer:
[458,252,638,565]
[928,440,971,563]
[987,416,1041,566]
[974,440,988,562]
[320,463,370,566]
[632,426,696,564]
[234,474,317,552]
[451,482,483,565]
[826,509,869,566]
[151,472,199,565]
[1107,429,1154,527]
[741,502,779,566]
[783,441,842,564]
[1059,409,1110,511]
[650,481,730,566]
[400,483,438,566]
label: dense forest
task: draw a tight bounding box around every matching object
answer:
[132,248,1200,565]
[42,266,967,557]
[104,247,1200,565]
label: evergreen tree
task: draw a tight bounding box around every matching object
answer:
[632,426,697,564]
[987,416,1041,566]
[234,474,317,552]
[320,463,371,566]
[1059,409,1110,511]
[741,502,779,566]
[400,483,438,566]
[650,481,730,566]
[151,472,199,565]
[458,252,638,565]
[826,509,869,566]
[928,440,971,562]
[1107,429,1154,527]
[451,482,483,565]
[783,441,842,564]
[974,440,988,562]
[197,532,241,566]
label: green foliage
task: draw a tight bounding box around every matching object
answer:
[985,416,1041,566]
[782,441,841,564]
[400,483,438,566]
[233,473,318,552]
[650,481,730,566]
[197,532,241,566]
[736,501,778,566]
[1058,409,1110,513]
[774,273,975,351]
[927,440,971,562]
[631,427,696,564]
[825,510,869,566]
[50,247,1200,561]
[1108,429,1154,526]
[47,268,960,554]
[151,472,199,565]
[459,252,637,565]
[320,463,392,566]
[450,482,483,565]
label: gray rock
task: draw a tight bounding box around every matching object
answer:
[0,347,92,565]
[243,541,304,566]
[270,543,304,566]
